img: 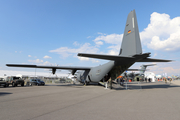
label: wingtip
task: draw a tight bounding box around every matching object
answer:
[77,53,82,56]
[6,64,13,66]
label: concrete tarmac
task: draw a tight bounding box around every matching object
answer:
[1,81,180,120]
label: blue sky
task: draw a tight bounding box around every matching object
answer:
[0,0,180,76]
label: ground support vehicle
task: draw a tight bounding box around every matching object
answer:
[6,76,24,87]
[0,78,8,87]
[28,79,45,86]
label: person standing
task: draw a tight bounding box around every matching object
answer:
[120,77,124,86]
[165,78,167,84]
[108,77,112,89]
[170,78,172,84]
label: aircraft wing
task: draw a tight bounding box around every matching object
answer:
[137,58,172,62]
[6,64,91,75]
[78,53,134,61]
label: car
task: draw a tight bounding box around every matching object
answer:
[28,79,45,86]
[6,76,24,87]
[0,78,8,87]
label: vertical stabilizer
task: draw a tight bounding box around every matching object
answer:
[119,10,142,56]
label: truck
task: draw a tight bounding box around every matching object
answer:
[6,76,24,87]
[0,78,8,87]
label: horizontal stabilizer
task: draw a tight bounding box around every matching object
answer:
[142,64,156,66]
[6,64,91,70]
[78,53,134,61]
[138,58,172,62]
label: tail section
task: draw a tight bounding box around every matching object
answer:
[119,10,142,56]
[78,10,171,62]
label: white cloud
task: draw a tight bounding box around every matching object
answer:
[43,55,52,59]
[49,33,123,62]
[87,36,91,39]
[147,64,180,76]
[15,51,22,53]
[97,32,106,35]
[49,43,99,58]
[107,45,120,55]
[42,61,51,65]
[140,12,180,51]
[73,41,80,46]
[78,57,89,61]
[147,33,180,51]
[0,70,68,77]
[28,59,43,63]
[28,59,54,66]
[94,33,123,45]
[50,41,101,62]
[28,55,32,57]
[152,53,157,57]
[95,41,103,45]
[107,50,118,55]
[78,57,99,63]
[91,59,99,63]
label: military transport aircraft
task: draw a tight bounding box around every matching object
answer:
[6,10,171,88]
[127,64,156,76]
[136,64,156,75]
[122,64,156,81]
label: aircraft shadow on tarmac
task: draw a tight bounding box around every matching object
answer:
[113,82,180,90]
[141,84,180,90]
[48,83,103,88]
[33,82,180,90]
[0,92,12,96]
[51,83,85,88]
